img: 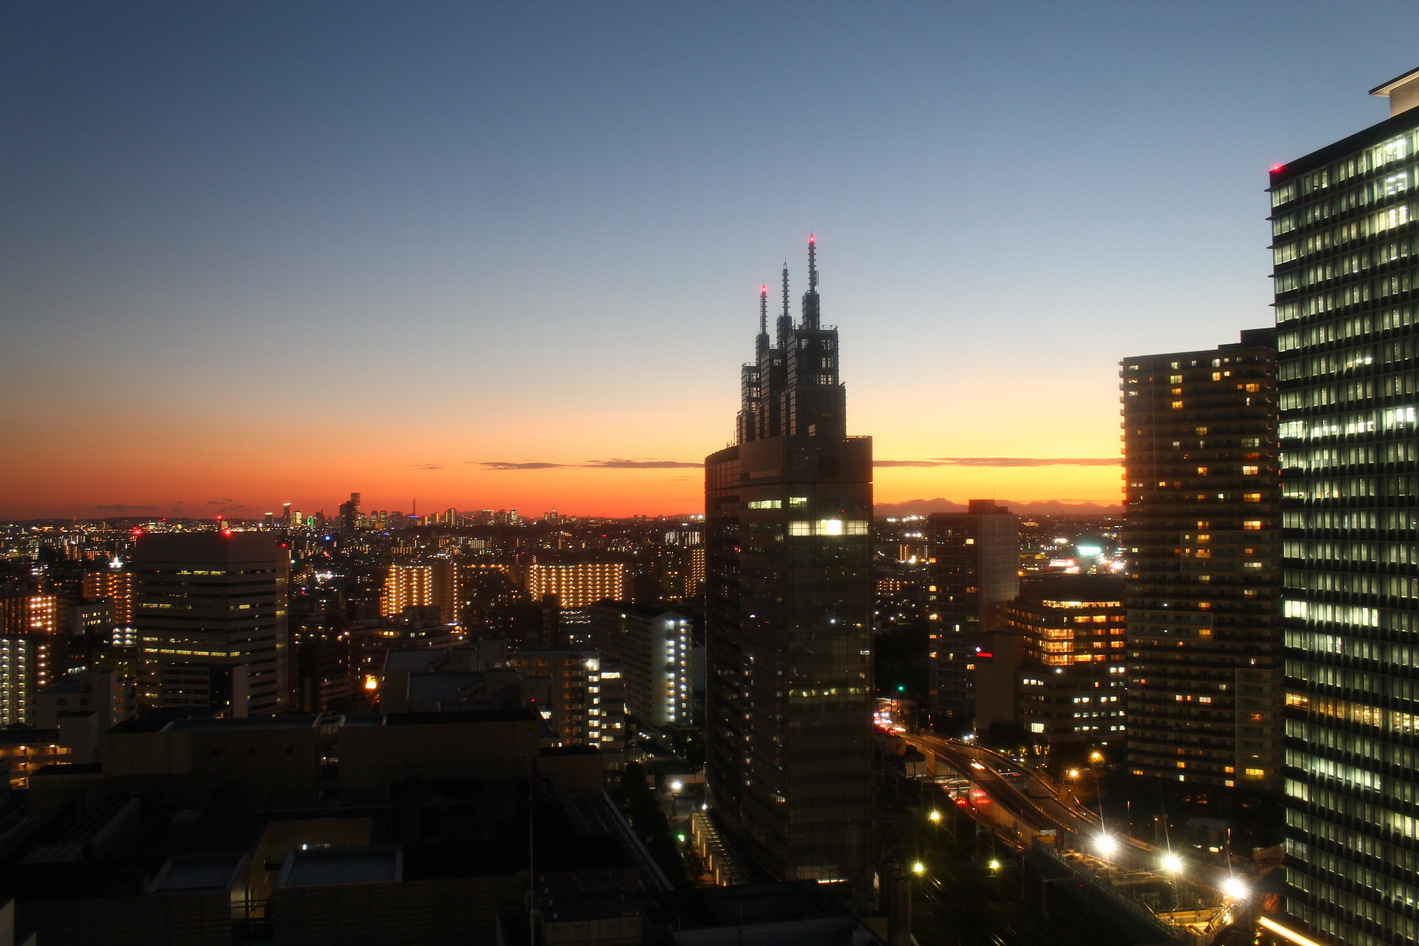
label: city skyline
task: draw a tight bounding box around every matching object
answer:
[4,2,1418,520]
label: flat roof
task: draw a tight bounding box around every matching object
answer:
[385,708,535,726]
[1271,103,1419,184]
[1370,66,1419,97]
[0,729,61,746]
[277,846,402,888]
[162,715,320,733]
[146,853,247,893]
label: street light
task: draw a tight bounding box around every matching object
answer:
[1221,876,1249,902]
[928,809,941,824]
[1095,834,1119,859]
[911,860,926,876]
[1160,852,1183,911]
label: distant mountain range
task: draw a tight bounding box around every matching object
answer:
[873,498,1122,518]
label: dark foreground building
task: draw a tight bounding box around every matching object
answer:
[134,531,289,717]
[704,237,873,887]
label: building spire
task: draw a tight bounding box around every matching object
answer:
[808,233,818,293]
[781,263,790,319]
[802,234,821,329]
[759,284,768,335]
[777,262,793,349]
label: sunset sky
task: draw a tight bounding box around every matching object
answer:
[3,2,1416,520]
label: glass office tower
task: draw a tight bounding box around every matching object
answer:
[1271,68,1419,946]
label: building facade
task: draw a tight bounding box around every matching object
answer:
[704,237,874,887]
[0,592,59,726]
[1270,68,1419,946]
[380,560,458,623]
[1121,331,1282,795]
[82,566,134,628]
[926,500,1020,734]
[1007,574,1128,750]
[504,648,624,755]
[522,557,629,610]
[134,531,290,717]
[587,601,695,729]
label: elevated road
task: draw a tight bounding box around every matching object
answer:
[900,732,1248,945]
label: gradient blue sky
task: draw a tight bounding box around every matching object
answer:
[3,1,1416,519]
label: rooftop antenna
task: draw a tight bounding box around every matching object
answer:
[757,284,770,360]
[777,262,792,347]
[781,263,791,319]
[808,233,818,292]
[803,233,821,328]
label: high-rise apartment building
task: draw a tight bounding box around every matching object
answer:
[1270,68,1419,946]
[521,556,629,610]
[0,593,59,726]
[380,560,458,623]
[505,648,624,755]
[926,500,1019,734]
[134,532,290,717]
[588,601,695,729]
[82,566,133,628]
[704,237,873,887]
[1121,331,1281,795]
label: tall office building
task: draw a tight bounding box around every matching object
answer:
[1270,69,1419,946]
[925,500,1020,733]
[1007,573,1128,750]
[704,237,873,887]
[1121,331,1281,795]
[134,532,290,717]
[339,492,361,533]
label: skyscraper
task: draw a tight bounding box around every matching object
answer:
[1271,68,1419,946]
[925,500,1020,734]
[1121,331,1281,795]
[704,237,874,887]
[134,531,290,717]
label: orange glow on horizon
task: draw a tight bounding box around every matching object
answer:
[1,459,1122,521]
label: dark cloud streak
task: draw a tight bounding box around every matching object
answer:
[477,461,571,470]
[477,458,699,471]
[875,457,1120,468]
